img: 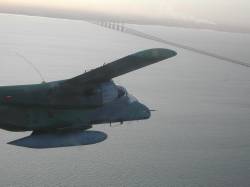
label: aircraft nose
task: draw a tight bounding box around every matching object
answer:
[127,101,152,121]
[140,104,151,119]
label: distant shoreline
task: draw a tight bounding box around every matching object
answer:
[0,12,250,34]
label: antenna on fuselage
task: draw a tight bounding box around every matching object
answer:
[14,51,46,83]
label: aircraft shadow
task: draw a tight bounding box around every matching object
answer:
[8,130,108,149]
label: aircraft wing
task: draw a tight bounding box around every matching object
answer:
[64,48,177,87]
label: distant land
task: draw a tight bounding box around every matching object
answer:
[0,7,250,34]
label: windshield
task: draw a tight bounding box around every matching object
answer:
[117,86,127,98]
[128,94,138,103]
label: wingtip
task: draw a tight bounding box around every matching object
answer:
[153,48,177,57]
[145,48,177,60]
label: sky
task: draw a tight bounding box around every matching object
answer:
[0,0,250,33]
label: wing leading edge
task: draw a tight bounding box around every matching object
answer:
[65,48,177,86]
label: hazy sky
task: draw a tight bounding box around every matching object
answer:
[0,0,250,32]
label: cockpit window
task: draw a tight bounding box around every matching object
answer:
[101,82,118,104]
[128,94,138,103]
[117,86,127,98]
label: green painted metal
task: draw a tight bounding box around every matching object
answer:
[0,48,177,132]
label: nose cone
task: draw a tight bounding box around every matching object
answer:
[125,98,152,121]
[137,103,151,120]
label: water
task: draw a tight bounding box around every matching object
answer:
[0,14,250,187]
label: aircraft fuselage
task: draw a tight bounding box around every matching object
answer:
[0,80,150,132]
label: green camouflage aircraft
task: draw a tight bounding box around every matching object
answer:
[0,48,177,134]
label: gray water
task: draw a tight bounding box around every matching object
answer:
[0,14,250,187]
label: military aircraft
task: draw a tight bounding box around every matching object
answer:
[0,48,177,134]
